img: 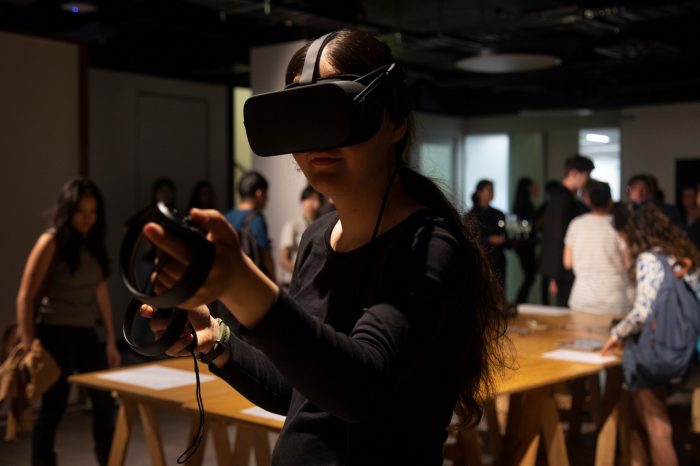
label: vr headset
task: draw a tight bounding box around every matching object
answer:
[244,32,411,157]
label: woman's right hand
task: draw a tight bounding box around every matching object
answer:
[143,209,246,310]
[143,208,279,328]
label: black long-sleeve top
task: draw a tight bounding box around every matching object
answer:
[465,205,506,280]
[538,182,587,279]
[210,210,472,465]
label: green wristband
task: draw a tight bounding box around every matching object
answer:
[198,318,231,364]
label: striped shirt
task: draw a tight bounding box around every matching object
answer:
[564,213,633,314]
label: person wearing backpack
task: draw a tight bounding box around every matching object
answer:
[224,171,276,283]
[602,202,700,466]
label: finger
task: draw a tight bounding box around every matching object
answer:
[153,267,178,290]
[164,331,196,357]
[143,223,193,265]
[139,304,157,318]
[190,209,238,243]
[159,260,188,285]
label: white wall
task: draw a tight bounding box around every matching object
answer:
[249,40,308,279]
[621,102,700,203]
[0,31,81,336]
[89,69,227,332]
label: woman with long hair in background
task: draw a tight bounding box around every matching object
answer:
[16,177,119,466]
[602,202,700,466]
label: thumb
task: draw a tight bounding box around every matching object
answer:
[190,209,238,244]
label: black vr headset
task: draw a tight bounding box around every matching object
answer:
[243,32,411,157]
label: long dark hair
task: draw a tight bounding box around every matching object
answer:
[52,177,110,277]
[287,29,510,428]
[513,177,532,207]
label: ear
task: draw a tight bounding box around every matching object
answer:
[389,118,408,144]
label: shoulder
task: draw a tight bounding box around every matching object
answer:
[303,211,336,242]
[392,212,464,271]
[34,231,57,255]
[635,251,665,277]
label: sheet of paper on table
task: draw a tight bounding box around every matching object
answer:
[241,406,287,423]
[542,349,619,365]
[97,365,216,390]
[517,304,572,316]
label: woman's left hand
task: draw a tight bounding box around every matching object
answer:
[106,341,121,368]
[139,304,219,358]
[601,336,622,356]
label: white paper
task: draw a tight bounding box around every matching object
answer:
[541,349,618,365]
[96,365,216,390]
[241,406,286,423]
[517,304,572,316]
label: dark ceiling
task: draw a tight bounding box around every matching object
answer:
[3,0,700,117]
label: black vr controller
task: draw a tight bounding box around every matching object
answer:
[120,203,215,357]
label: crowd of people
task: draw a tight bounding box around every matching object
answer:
[467,156,700,311]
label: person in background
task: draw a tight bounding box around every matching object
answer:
[466,179,507,289]
[317,194,336,216]
[512,177,539,304]
[535,180,560,305]
[152,177,176,210]
[539,154,594,306]
[224,171,276,283]
[602,203,700,466]
[678,184,700,250]
[627,174,682,227]
[563,180,632,314]
[278,185,322,289]
[187,180,218,211]
[16,178,119,466]
[140,29,509,465]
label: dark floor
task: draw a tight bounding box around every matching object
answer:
[0,394,696,466]
[0,403,275,466]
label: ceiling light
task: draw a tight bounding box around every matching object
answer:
[455,52,562,74]
[61,2,97,14]
[585,133,610,143]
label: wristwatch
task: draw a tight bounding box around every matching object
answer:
[198,318,231,364]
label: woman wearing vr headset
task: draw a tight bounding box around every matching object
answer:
[142,29,508,464]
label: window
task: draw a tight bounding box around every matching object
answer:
[578,128,621,200]
[417,140,456,197]
[464,134,510,212]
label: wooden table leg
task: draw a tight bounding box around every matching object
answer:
[498,390,544,466]
[137,402,167,466]
[184,417,208,466]
[484,398,502,458]
[231,425,254,465]
[231,424,272,466]
[540,392,569,466]
[250,425,272,466]
[108,398,138,466]
[208,420,232,466]
[594,366,622,466]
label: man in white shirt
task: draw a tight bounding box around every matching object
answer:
[278,186,322,288]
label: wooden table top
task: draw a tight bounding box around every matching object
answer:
[68,309,620,425]
[68,357,236,407]
[183,392,285,431]
[492,310,620,396]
